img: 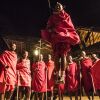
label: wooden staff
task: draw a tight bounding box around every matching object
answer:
[59,58,63,100]
[78,60,82,100]
[38,39,41,61]
[45,65,48,100]
[89,71,95,99]
[16,70,19,100]
[47,0,52,14]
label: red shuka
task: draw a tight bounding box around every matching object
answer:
[31,61,47,92]
[0,50,17,92]
[65,62,79,92]
[80,57,93,95]
[91,59,100,90]
[16,59,31,87]
[41,10,80,56]
[46,60,55,91]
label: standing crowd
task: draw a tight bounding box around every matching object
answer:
[0,43,100,100]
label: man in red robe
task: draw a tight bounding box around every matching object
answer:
[17,51,31,100]
[91,54,100,97]
[46,54,55,100]
[80,51,94,100]
[65,55,79,100]
[31,54,47,100]
[41,2,80,83]
[0,43,17,100]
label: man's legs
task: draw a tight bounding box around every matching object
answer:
[69,92,72,100]
[0,82,6,100]
[75,91,78,100]
[30,91,34,100]
[18,86,24,100]
[38,92,44,100]
[87,91,91,100]
[60,54,67,83]
[5,85,15,100]
[0,84,14,100]
[97,90,100,98]
[18,86,31,100]
[58,89,63,100]
[54,54,67,83]
[0,93,5,100]
[91,91,94,100]
[54,55,60,83]
[87,89,94,100]
[34,92,38,100]
[47,91,53,100]
[5,91,13,100]
[25,86,31,100]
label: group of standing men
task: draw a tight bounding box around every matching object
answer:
[0,43,100,100]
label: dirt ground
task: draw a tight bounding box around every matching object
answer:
[56,96,100,100]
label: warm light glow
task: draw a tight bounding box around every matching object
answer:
[34,49,39,56]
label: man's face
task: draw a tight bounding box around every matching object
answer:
[23,51,28,58]
[54,2,63,12]
[48,54,51,60]
[11,43,16,51]
[40,54,43,60]
[92,54,97,59]
[81,51,86,57]
[68,56,72,62]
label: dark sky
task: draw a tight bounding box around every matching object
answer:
[0,0,100,37]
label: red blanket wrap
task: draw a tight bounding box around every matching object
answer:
[17,59,31,87]
[0,50,17,93]
[65,62,79,92]
[32,61,47,92]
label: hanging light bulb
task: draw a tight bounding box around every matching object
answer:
[34,49,39,56]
